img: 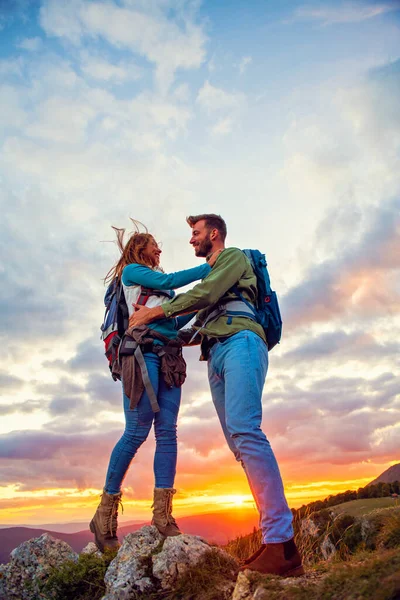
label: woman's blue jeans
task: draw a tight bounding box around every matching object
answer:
[104,353,181,494]
[207,330,294,544]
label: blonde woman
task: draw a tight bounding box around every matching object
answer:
[90,223,217,552]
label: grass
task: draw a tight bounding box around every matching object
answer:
[331,497,399,518]
[376,509,400,549]
[224,527,262,563]
[245,548,400,600]
[38,549,117,600]
[162,548,238,600]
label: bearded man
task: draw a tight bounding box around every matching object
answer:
[130,213,303,577]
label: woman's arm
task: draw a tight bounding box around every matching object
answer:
[122,263,211,290]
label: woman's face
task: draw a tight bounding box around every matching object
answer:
[143,237,162,267]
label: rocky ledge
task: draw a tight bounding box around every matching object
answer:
[0,526,314,600]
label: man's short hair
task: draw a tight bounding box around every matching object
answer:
[186,213,227,242]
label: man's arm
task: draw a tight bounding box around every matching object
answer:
[129,248,246,327]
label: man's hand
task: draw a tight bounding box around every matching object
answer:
[129,304,165,328]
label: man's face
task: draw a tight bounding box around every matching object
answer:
[190,220,213,257]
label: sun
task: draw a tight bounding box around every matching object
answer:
[224,495,249,507]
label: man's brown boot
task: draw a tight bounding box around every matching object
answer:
[241,544,266,566]
[240,538,304,577]
[89,490,122,552]
[152,488,182,537]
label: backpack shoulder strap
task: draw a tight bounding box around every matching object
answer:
[117,279,129,333]
[137,287,152,306]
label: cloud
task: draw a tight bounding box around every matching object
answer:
[0,183,101,348]
[294,2,400,25]
[211,117,233,136]
[0,372,25,391]
[79,51,142,83]
[282,197,400,329]
[26,95,97,144]
[0,400,41,416]
[17,36,43,51]
[44,337,106,375]
[280,330,400,365]
[238,56,252,75]
[196,81,243,113]
[196,81,245,136]
[0,57,24,78]
[39,0,207,91]
[0,430,79,460]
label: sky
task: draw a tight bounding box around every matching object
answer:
[0,0,399,527]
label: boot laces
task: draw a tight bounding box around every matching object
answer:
[103,494,123,537]
[152,489,176,526]
[165,489,177,525]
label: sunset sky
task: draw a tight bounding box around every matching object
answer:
[1,0,399,527]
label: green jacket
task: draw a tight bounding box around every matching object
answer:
[162,247,266,349]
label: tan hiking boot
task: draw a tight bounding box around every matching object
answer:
[240,538,304,577]
[89,490,122,552]
[152,488,182,537]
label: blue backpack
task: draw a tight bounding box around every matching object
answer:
[234,249,282,351]
[100,278,174,379]
[101,278,129,379]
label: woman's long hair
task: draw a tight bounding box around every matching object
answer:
[104,220,157,285]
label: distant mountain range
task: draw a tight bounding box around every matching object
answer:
[368,462,400,486]
[0,519,145,533]
[0,510,259,565]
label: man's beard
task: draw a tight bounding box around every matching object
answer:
[195,235,213,257]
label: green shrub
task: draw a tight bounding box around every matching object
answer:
[341,521,363,553]
[376,510,400,549]
[39,549,117,600]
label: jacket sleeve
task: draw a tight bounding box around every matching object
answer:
[175,313,196,330]
[162,248,247,318]
[122,262,211,290]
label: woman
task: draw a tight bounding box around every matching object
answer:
[90,222,216,552]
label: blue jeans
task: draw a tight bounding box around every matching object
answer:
[208,330,294,543]
[104,353,181,494]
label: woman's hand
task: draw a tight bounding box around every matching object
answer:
[129,304,164,328]
[207,249,223,267]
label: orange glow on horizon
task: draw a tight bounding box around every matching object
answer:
[0,475,378,527]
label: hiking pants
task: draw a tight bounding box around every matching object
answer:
[207,330,294,543]
[104,352,181,494]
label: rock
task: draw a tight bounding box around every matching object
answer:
[0,526,238,600]
[0,533,77,600]
[152,533,214,589]
[320,534,336,560]
[253,588,270,600]
[152,534,237,598]
[81,542,103,557]
[102,525,164,599]
[232,570,252,600]
[301,517,319,537]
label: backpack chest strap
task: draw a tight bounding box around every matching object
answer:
[189,299,256,344]
[137,287,173,306]
[219,299,256,319]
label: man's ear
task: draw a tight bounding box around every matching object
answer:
[210,228,218,241]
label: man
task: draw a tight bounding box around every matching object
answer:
[130,214,303,577]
